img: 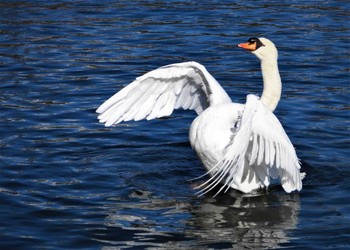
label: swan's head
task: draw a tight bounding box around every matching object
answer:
[237,37,278,61]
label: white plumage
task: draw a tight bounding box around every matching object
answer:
[96,37,305,195]
[96,61,231,126]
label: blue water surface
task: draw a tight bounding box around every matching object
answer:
[1,0,349,249]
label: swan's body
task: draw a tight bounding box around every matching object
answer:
[97,37,305,195]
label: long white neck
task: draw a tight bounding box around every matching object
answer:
[259,58,282,112]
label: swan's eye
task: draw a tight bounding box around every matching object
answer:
[248,38,258,45]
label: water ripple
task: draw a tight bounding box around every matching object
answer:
[0,0,349,249]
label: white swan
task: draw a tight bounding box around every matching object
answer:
[96,37,305,195]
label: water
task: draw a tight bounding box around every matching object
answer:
[1,0,349,249]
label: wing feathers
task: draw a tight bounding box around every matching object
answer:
[196,94,303,195]
[97,61,231,126]
[257,135,264,165]
[249,134,258,165]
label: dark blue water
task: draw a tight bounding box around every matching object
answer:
[1,0,349,249]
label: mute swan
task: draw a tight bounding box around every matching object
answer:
[96,37,305,195]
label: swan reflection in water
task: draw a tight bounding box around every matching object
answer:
[187,191,300,249]
[100,189,300,249]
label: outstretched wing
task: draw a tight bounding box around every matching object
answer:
[196,94,303,195]
[97,61,231,126]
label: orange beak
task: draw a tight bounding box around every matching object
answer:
[237,42,256,51]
